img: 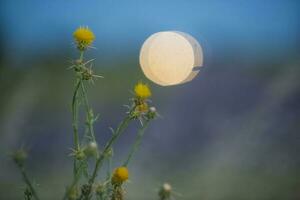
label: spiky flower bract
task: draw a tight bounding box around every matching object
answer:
[73,26,95,50]
[134,82,151,99]
[111,167,129,185]
[136,102,149,113]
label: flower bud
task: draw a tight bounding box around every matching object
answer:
[149,106,156,113]
[12,149,28,167]
[147,106,157,119]
[82,68,93,80]
[159,183,172,200]
[84,141,98,157]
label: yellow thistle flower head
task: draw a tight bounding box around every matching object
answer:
[134,82,151,99]
[111,167,129,185]
[73,26,95,50]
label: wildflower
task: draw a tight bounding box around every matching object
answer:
[134,82,151,99]
[111,167,129,185]
[129,82,158,122]
[73,26,95,50]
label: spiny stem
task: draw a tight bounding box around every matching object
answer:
[70,50,85,192]
[123,120,150,167]
[72,50,84,150]
[72,78,82,178]
[84,115,133,199]
[81,82,96,141]
[72,79,82,151]
[90,115,132,183]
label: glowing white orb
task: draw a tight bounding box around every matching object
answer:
[139,31,203,86]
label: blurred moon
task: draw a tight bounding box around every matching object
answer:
[139,31,203,86]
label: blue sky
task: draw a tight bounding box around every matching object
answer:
[2,0,299,61]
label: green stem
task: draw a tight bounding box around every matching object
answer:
[81,82,96,141]
[123,120,150,167]
[69,50,85,196]
[72,79,82,151]
[107,153,112,179]
[79,51,84,61]
[84,115,133,199]
[19,166,40,200]
[62,161,86,200]
[72,78,82,179]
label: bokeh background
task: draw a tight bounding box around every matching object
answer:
[0,0,300,199]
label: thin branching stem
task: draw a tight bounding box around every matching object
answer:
[81,82,96,141]
[72,78,82,178]
[107,153,112,179]
[72,78,82,151]
[69,50,85,197]
[123,120,150,167]
[62,161,86,200]
[83,114,133,199]
[19,166,40,200]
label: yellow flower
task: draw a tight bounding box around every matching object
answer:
[134,82,151,99]
[73,26,95,49]
[111,167,129,185]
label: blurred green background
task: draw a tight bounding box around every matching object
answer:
[0,0,300,199]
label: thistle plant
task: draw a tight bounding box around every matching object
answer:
[158,183,172,200]
[12,26,165,200]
